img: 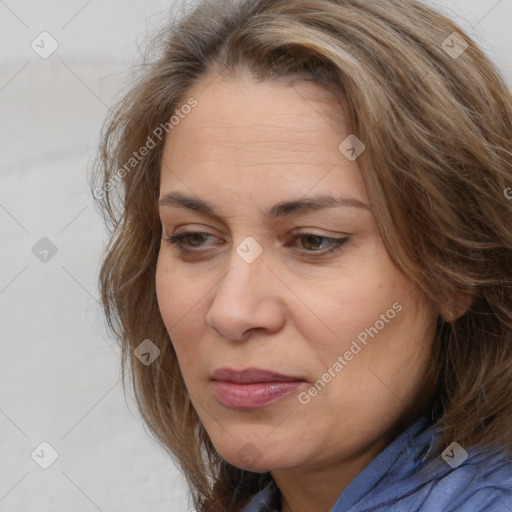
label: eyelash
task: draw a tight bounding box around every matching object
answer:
[163,232,349,257]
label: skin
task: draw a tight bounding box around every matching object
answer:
[155,69,440,512]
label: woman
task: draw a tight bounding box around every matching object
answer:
[92,0,512,510]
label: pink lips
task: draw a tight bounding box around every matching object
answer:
[210,367,307,409]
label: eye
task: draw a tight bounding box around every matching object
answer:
[163,232,349,257]
[294,233,349,255]
[167,232,215,248]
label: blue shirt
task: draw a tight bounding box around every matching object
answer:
[240,413,512,511]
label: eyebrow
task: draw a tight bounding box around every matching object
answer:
[158,191,370,220]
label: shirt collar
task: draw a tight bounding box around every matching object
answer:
[240,412,440,512]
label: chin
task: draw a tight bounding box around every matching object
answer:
[217,442,300,473]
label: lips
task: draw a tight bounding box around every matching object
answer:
[210,367,306,384]
[210,367,307,408]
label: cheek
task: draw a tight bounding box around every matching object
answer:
[155,254,198,323]
[304,255,425,375]
[155,257,176,325]
[335,285,436,397]
[155,258,187,352]
[301,273,403,355]
[155,255,207,367]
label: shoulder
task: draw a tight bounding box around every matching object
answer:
[413,445,512,512]
[239,482,279,512]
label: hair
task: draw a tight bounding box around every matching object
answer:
[90,0,512,510]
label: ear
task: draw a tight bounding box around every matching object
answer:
[440,291,474,322]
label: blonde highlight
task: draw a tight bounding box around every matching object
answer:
[91,1,512,510]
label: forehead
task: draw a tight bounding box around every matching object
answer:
[165,71,348,159]
[159,71,367,206]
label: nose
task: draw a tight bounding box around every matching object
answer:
[205,246,286,341]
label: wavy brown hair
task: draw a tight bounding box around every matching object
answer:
[91,0,512,510]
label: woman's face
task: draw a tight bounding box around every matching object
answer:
[155,70,438,474]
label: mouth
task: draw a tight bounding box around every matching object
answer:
[210,367,307,409]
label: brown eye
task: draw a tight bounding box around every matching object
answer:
[300,234,326,251]
[164,232,218,251]
[185,233,210,247]
[292,234,349,256]
[164,232,349,258]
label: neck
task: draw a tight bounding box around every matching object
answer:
[272,407,430,512]
[273,434,388,512]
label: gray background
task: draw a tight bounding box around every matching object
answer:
[0,1,511,511]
